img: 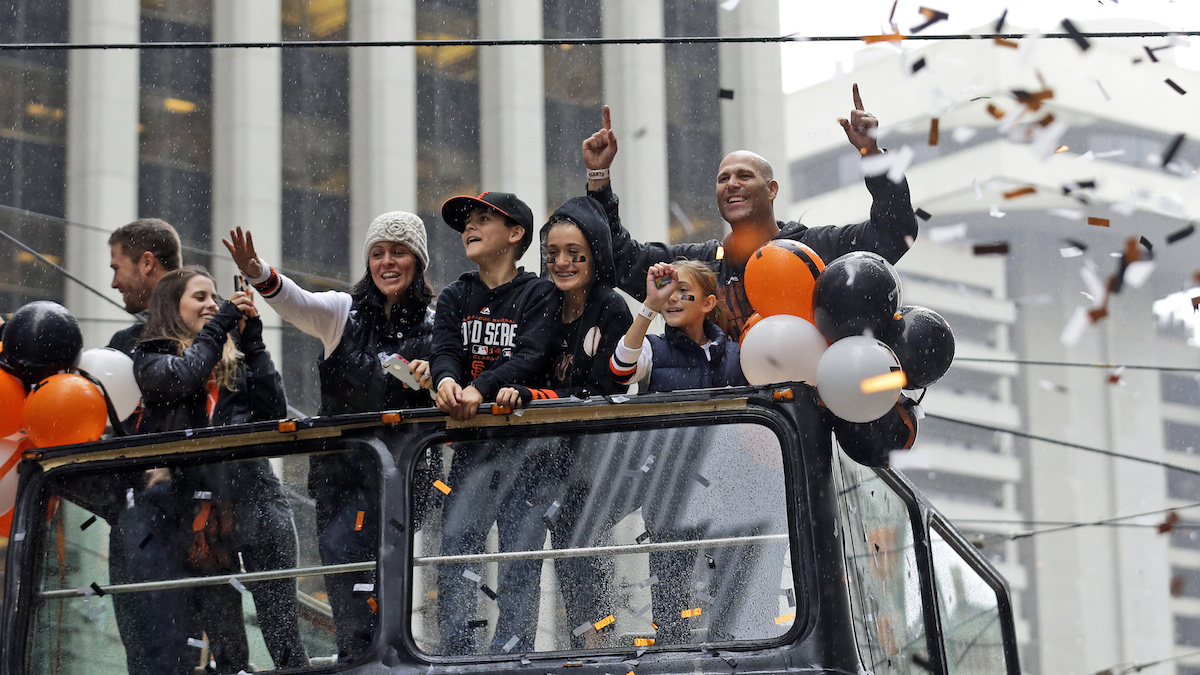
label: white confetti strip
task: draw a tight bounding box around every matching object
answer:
[1060,307,1090,347]
[230,578,247,594]
[462,570,482,583]
[502,635,520,652]
[353,583,375,593]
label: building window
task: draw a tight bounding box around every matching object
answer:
[1177,615,1200,648]
[1164,373,1200,408]
[543,0,602,215]
[1166,421,1200,456]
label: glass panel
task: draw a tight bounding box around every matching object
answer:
[930,527,1007,675]
[836,451,930,674]
[411,423,796,655]
[27,445,378,674]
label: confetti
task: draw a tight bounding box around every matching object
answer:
[502,635,520,652]
[1003,186,1036,199]
[695,474,711,487]
[1038,380,1069,394]
[927,118,939,145]
[230,578,247,594]
[90,582,105,597]
[910,7,948,33]
[1088,307,1108,323]
[986,103,1005,119]
[367,596,378,613]
[639,455,656,473]
[634,638,655,647]
[1060,19,1090,51]
[989,205,1005,218]
[187,638,208,649]
[462,569,482,583]
[468,619,488,629]
[651,622,660,630]
[389,517,404,532]
[861,370,907,393]
[911,57,927,74]
[775,612,796,625]
[681,608,702,618]
[1159,511,1181,534]
[572,622,593,637]
[785,588,796,607]
[860,32,904,44]
[718,89,735,100]
[638,575,659,589]
[706,554,716,569]
[635,603,653,618]
[952,126,977,144]
[490,470,501,490]
[433,480,452,494]
[1192,295,1200,312]
[928,223,967,243]
[973,243,1009,256]
[1172,576,1186,596]
[594,614,615,630]
[353,583,375,593]
[993,37,1018,49]
[544,500,561,521]
[1060,246,1084,258]
[355,511,365,531]
[1167,223,1195,244]
[719,0,741,9]
[994,8,1007,32]
[1060,307,1089,346]
[480,584,498,600]
[1050,208,1084,221]
[914,208,931,221]
[1166,79,1187,95]
[1087,217,1110,228]
[696,591,715,604]
[1161,133,1186,168]
[80,515,97,531]
[193,491,212,500]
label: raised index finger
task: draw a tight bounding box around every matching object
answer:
[602,104,612,131]
[852,83,864,111]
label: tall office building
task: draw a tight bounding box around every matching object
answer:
[0,0,783,413]
[784,22,1199,675]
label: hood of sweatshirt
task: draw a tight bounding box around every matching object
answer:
[540,196,616,287]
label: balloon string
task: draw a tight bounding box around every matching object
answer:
[0,228,132,317]
[74,368,129,438]
[925,413,1200,477]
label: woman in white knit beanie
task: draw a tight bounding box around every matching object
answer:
[222,212,434,660]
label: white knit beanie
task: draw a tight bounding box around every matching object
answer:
[363,211,429,271]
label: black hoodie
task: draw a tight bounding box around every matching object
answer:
[431,269,560,400]
[507,196,632,402]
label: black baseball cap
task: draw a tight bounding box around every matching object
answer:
[442,191,535,255]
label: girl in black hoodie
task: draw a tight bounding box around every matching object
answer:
[495,196,633,648]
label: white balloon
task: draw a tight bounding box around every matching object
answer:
[816,336,903,423]
[76,348,140,419]
[740,315,828,386]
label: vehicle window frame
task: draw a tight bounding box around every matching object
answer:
[4,434,391,675]
[928,514,1021,675]
[398,407,817,664]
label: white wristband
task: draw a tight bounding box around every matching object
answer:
[587,168,611,180]
[638,304,658,320]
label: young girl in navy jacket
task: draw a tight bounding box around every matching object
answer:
[609,259,747,392]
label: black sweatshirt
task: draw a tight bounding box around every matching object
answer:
[431,269,560,400]
[588,174,918,341]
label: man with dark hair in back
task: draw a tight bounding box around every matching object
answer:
[107,218,183,356]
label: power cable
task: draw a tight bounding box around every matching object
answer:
[0,30,1198,51]
[0,228,130,315]
[954,357,1200,374]
[958,502,1200,543]
[1090,648,1200,675]
[926,413,1200,477]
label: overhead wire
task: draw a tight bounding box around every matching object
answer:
[954,357,1200,374]
[925,413,1200,477]
[1090,648,1200,675]
[954,502,1200,543]
[0,30,1197,51]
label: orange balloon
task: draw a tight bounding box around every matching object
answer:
[0,370,24,438]
[743,240,825,320]
[23,374,107,447]
[740,312,764,345]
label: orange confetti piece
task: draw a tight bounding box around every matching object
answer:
[433,480,452,494]
[1003,186,1036,199]
[928,118,939,146]
[986,103,1005,119]
[634,638,655,647]
[1088,217,1110,227]
[681,608,702,618]
[367,596,378,613]
[1037,113,1056,127]
[861,370,907,394]
[860,32,903,43]
[1015,88,1054,111]
[1192,295,1200,312]
[651,622,660,630]
[992,37,1018,49]
[1088,307,1109,323]
[354,511,365,531]
[593,614,615,630]
[775,612,797,625]
[1160,511,1181,534]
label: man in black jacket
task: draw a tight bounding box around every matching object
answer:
[107,218,183,356]
[580,85,918,341]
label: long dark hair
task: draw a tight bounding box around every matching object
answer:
[141,266,240,390]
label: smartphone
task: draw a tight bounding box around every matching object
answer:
[382,353,423,390]
[234,274,249,295]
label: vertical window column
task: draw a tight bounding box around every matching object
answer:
[716,1,788,205]
[349,0,417,250]
[601,0,669,246]
[478,0,546,271]
[212,0,282,357]
[65,0,140,346]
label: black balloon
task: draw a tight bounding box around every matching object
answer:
[812,251,901,342]
[831,395,920,467]
[0,301,83,385]
[880,305,955,389]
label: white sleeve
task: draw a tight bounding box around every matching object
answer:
[250,258,352,358]
[613,336,654,385]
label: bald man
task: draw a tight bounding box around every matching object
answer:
[581,85,918,341]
